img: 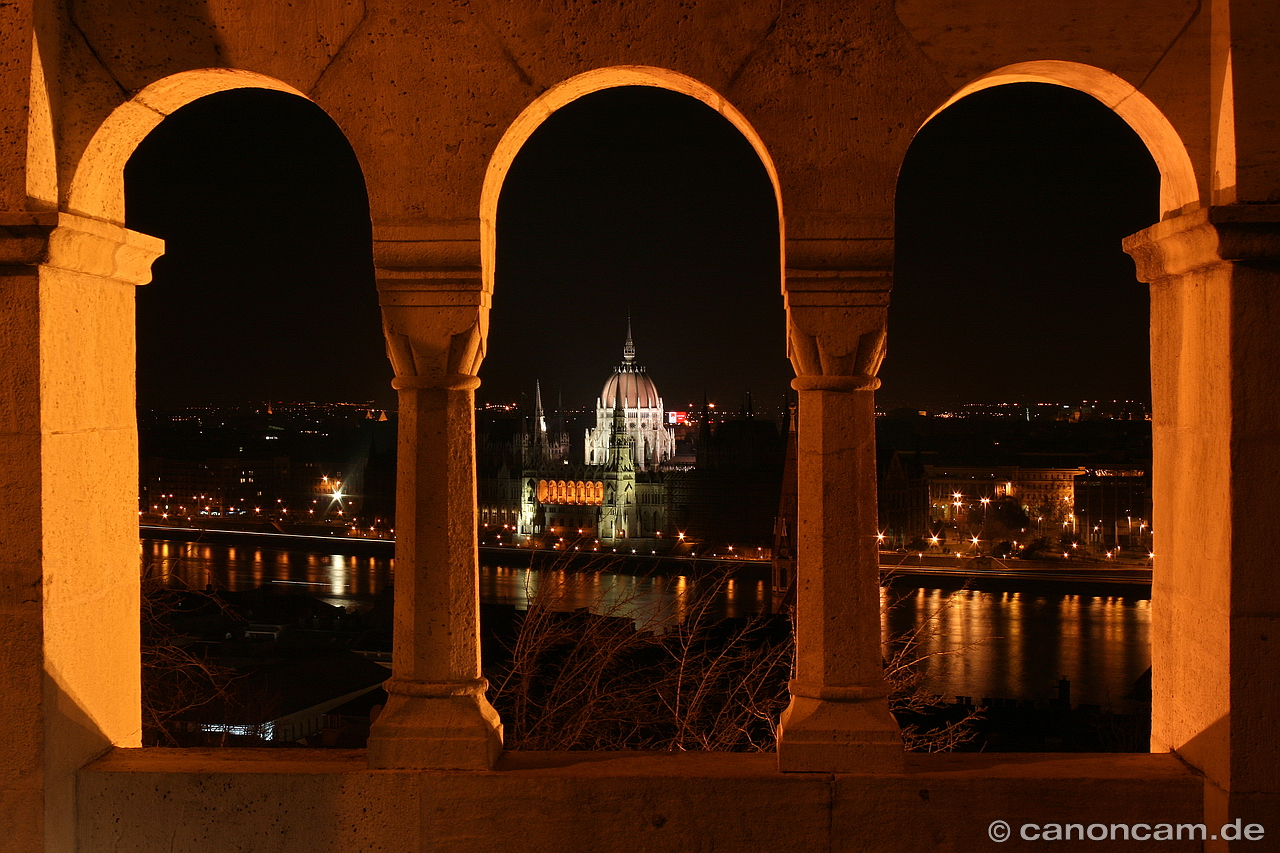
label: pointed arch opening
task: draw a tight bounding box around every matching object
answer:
[923,61,1199,220]
[114,79,386,745]
[474,72,789,749]
[885,78,1163,739]
[70,69,312,223]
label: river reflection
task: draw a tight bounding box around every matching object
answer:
[479,563,769,627]
[141,540,1150,707]
[883,587,1151,709]
[141,539,393,605]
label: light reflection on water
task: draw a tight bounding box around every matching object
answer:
[141,540,1150,707]
[478,563,766,629]
[141,539,393,607]
[883,586,1151,708]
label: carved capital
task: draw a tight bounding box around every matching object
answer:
[784,269,891,379]
[374,220,488,387]
[0,212,163,285]
[1124,205,1280,283]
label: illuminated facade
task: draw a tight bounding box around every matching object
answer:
[925,463,1086,523]
[500,325,674,547]
[583,323,675,470]
[512,372,667,546]
[6,0,1278,848]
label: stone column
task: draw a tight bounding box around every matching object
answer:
[1124,205,1280,847]
[776,230,903,773]
[0,212,162,852]
[365,223,502,770]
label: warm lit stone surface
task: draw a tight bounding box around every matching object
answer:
[1125,207,1280,852]
[78,750,1203,852]
[365,235,502,767]
[777,383,902,772]
[0,215,160,853]
[4,0,1280,849]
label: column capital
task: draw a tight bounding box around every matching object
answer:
[373,219,488,388]
[1124,204,1280,282]
[784,268,891,381]
[0,212,163,285]
[782,219,893,380]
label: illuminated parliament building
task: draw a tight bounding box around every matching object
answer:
[508,327,675,548]
[583,323,676,470]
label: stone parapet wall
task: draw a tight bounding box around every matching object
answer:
[78,750,1204,852]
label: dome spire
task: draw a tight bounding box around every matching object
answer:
[622,312,635,363]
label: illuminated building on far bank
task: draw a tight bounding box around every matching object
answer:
[583,322,676,470]
[476,326,783,555]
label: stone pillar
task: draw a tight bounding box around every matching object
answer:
[1124,205,1280,848]
[776,229,903,773]
[0,212,162,853]
[365,223,502,770]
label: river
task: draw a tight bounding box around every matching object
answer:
[141,538,1151,709]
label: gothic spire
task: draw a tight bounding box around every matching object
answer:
[622,313,635,363]
[612,377,626,432]
[534,380,547,441]
[609,378,634,472]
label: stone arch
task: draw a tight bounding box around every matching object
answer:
[920,61,1199,220]
[479,65,785,297]
[68,69,330,224]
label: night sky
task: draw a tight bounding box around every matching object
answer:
[126,83,1158,414]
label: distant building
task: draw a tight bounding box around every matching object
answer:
[583,322,676,470]
[1073,468,1152,552]
[138,404,397,528]
[877,450,929,550]
[515,375,669,547]
[924,463,1085,524]
[477,327,783,553]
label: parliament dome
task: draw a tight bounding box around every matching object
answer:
[599,321,663,410]
[601,365,662,410]
[585,320,676,471]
